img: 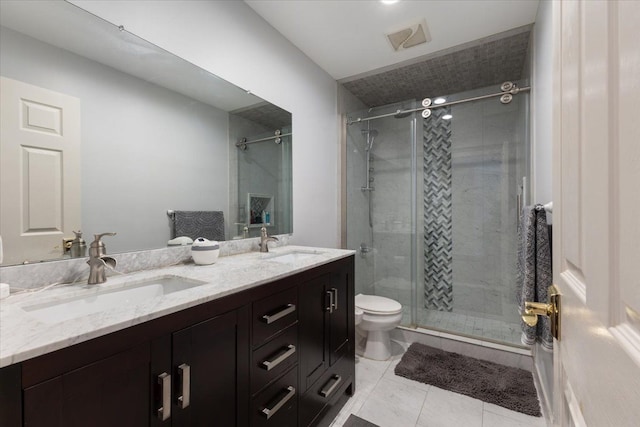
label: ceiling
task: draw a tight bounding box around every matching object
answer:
[342,25,532,107]
[245,0,540,81]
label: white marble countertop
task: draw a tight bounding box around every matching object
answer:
[0,246,354,368]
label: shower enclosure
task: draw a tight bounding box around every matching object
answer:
[345,82,530,346]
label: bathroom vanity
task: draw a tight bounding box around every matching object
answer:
[0,247,355,427]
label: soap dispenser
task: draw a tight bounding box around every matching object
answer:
[70,230,87,258]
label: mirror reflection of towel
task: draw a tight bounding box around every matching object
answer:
[517,205,552,350]
[171,211,224,241]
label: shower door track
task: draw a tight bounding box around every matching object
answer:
[347,86,531,125]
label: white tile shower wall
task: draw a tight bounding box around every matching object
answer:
[72,0,341,248]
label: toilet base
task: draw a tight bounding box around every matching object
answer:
[362,329,392,361]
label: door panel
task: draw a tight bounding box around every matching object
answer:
[299,275,328,392]
[553,1,640,425]
[329,272,349,366]
[172,310,237,426]
[0,77,81,265]
[23,344,151,427]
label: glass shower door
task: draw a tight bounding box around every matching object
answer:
[345,101,418,326]
[419,84,530,345]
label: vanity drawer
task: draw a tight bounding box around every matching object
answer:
[252,365,298,427]
[252,286,298,346]
[299,358,353,427]
[252,325,298,394]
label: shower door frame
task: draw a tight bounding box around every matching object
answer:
[344,83,531,341]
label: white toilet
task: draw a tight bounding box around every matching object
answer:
[354,293,403,360]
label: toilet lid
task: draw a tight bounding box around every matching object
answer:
[355,294,402,314]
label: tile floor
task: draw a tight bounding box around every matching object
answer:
[330,343,546,427]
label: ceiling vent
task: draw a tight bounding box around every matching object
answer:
[386,19,431,51]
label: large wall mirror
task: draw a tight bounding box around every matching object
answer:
[0,1,292,266]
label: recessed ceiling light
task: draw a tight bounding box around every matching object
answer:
[381,0,400,5]
[434,97,446,105]
[442,114,453,120]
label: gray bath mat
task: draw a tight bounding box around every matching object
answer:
[343,414,379,427]
[395,342,541,417]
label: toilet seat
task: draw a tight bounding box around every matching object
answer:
[355,294,402,315]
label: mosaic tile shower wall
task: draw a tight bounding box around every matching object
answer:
[423,108,453,311]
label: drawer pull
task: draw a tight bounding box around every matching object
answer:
[261,345,296,371]
[262,304,296,324]
[177,363,190,409]
[319,374,342,398]
[261,385,296,419]
[157,372,171,421]
[331,288,338,311]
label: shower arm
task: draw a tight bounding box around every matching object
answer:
[347,86,531,125]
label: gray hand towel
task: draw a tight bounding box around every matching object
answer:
[517,205,553,350]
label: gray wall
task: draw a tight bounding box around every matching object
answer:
[1,27,229,253]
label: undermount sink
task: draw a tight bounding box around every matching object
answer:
[265,250,323,264]
[22,276,206,324]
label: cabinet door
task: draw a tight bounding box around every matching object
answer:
[23,343,151,427]
[172,310,238,427]
[328,269,350,367]
[299,274,330,392]
[0,363,22,427]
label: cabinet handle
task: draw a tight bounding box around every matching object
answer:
[261,386,296,419]
[325,290,334,313]
[157,372,171,421]
[331,288,338,311]
[319,374,342,398]
[261,345,296,371]
[262,304,296,324]
[177,363,190,409]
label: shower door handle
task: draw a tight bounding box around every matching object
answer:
[522,284,561,340]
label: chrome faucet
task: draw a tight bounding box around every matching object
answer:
[87,232,117,285]
[259,227,278,253]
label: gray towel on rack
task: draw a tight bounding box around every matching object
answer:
[171,210,225,241]
[517,205,553,350]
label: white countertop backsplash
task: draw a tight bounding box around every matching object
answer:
[0,243,354,368]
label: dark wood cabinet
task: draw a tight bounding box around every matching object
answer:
[24,343,151,427]
[299,259,355,427]
[0,255,354,427]
[169,310,240,426]
[17,307,247,427]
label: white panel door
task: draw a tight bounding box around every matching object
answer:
[0,77,81,265]
[552,1,640,425]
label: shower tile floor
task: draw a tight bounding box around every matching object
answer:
[397,306,522,346]
[373,279,523,346]
[330,343,546,427]
[418,308,523,344]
